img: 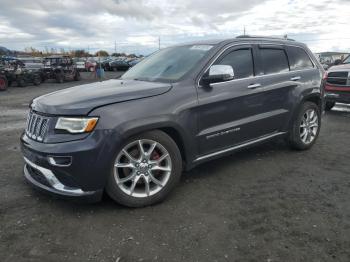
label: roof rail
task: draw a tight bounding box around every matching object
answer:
[236,35,295,41]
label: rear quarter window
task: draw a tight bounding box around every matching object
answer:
[260,48,289,75]
[287,46,314,70]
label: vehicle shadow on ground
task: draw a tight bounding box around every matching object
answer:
[25,108,350,213]
[27,139,290,211]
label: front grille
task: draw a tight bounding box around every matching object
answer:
[327,71,350,86]
[25,111,50,142]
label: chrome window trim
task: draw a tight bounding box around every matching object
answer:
[197,42,319,88]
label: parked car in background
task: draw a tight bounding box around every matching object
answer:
[324,54,350,110]
[1,59,41,88]
[73,58,87,71]
[100,58,113,71]
[0,67,8,91]
[21,36,324,207]
[85,59,96,72]
[109,57,131,71]
[18,57,44,70]
[43,56,80,83]
[128,58,141,67]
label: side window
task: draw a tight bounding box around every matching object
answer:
[287,47,314,70]
[260,48,289,75]
[214,49,254,79]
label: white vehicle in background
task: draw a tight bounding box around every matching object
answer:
[18,57,44,70]
[73,58,87,71]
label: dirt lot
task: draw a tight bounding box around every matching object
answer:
[1,72,350,262]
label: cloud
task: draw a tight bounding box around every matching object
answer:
[0,0,349,54]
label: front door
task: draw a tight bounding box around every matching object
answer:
[196,45,270,156]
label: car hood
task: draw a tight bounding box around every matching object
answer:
[328,63,350,72]
[31,79,172,115]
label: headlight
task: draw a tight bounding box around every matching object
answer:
[55,117,98,133]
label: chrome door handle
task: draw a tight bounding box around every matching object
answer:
[291,76,301,81]
[247,83,262,89]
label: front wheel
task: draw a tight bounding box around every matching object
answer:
[106,130,182,207]
[288,102,321,150]
[74,71,81,81]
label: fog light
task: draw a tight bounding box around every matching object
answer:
[48,156,72,167]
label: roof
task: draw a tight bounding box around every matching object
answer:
[179,35,303,47]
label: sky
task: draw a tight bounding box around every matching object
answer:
[0,0,350,55]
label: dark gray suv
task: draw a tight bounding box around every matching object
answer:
[20,36,324,207]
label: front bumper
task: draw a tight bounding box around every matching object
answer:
[20,129,121,201]
[325,84,350,104]
[24,157,98,197]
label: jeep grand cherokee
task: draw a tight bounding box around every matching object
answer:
[20,36,324,207]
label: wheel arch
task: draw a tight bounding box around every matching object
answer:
[117,122,191,169]
[286,92,323,131]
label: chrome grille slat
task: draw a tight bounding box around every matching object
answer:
[25,111,50,142]
[327,71,350,87]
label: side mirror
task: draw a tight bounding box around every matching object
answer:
[201,65,234,85]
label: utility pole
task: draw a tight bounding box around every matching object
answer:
[243,26,246,36]
[114,40,117,54]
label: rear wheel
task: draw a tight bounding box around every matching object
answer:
[74,71,81,81]
[0,76,8,91]
[325,101,335,111]
[56,73,64,83]
[33,76,41,86]
[106,130,182,207]
[17,78,27,87]
[288,102,321,150]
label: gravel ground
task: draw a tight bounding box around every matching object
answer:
[0,72,350,262]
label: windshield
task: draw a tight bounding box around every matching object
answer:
[343,55,350,64]
[122,45,213,82]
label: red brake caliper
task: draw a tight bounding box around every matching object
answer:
[151,150,160,160]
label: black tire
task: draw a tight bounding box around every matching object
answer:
[0,76,8,91]
[33,76,41,86]
[56,73,64,83]
[74,71,81,81]
[17,78,27,87]
[325,101,335,111]
[106,130,182,207]
[288,102,321,150]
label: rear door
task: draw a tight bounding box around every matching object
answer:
[285,45,321,95]
[253,45,296,132]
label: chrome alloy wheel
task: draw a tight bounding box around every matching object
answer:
[299,109,319,144]
[114,139,172,198]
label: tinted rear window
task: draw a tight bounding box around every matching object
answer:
[287,47,314,70]
[260,48,289,75]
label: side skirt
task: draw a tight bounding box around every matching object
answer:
[193,131,287,163]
